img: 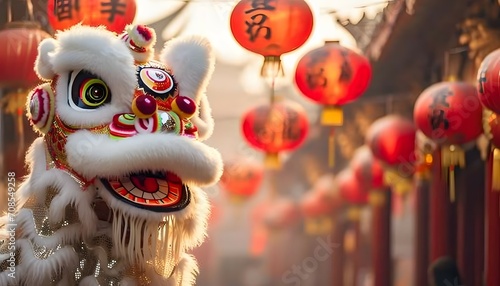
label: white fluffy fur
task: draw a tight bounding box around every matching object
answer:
[4,25,221,286]
[161,35,216,140]
[16,138,98,237]
[37,25,137,127]
[34,38,58,80]
[66,130,223,186]
[192,94,215,141]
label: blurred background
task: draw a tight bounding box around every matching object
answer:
[1,0,499,285]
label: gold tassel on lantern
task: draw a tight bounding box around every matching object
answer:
[492,148,500,191]
[328,128,335,168]
[441,144,465,202]
[304,216,333,236]
[265,152,281,169]
[368,191,386,206]
[261,56,284,78]
[383,168,413,196]
[322,106,342,168]
[321,105,343,126]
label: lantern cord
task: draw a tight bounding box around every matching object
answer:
[26,0,35,21]
[6,0,12,23]
[269,75,276,105]
[449,165,455,203]
[328,128,335,168]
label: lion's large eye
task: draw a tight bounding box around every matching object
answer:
[68,70,111,110]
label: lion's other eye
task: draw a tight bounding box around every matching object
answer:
[69,70,111,110]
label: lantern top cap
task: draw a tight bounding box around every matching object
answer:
[324,40,340,45]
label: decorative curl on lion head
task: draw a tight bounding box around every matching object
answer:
[0,24,223,285]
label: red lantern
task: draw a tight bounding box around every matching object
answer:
[263,198,299,230]
[414,81,483,201]
[47,0,137,33]
[366,115,417,195]
[295,42,372,126]
[366,115,417,167]
[295,42,371,167]
[350,146,385,190]
[414,81,483,145]
[230,0,313,77]
[338,170,368,206]
[483,110,500,191]
[0,22,51,89]
[241,100,309,168]
[477,48,500,114]
[219,157,264,201]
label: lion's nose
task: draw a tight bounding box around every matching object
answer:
[132,94,157,119]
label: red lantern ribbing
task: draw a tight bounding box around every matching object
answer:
[413,81,483,200]
[0,22,51,89]
[477,48,500,114]
[295,42,372,166]
[241,100,309,168]
[230,0,313,78]
[47,0,137,33]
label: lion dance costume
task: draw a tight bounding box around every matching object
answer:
[0,24,223,285]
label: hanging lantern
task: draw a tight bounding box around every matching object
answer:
[338,169,368,222]
[300,174,342,235]
[47,0,137,33]
[483,109,500,191]
[241,100,309,168]
[0,22,51,89]
[219,156,265,203]
[350,146,385,190]
[263,198,300,230]
[229,0,313,78]
[295,42,372,126]
[365,115,417,195]
[414,81,483,201]
[300,190,335,235]
[295,42,371,166]
[477,48,500,114]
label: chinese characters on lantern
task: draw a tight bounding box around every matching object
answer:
[53,0,128,23]
[305,49,330,89]
[253,106,302,146]
[54,0,80,21]
[339,49,353,82]
[428,87,453,131]
[245,0,276,42]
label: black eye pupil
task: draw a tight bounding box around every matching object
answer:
[87,84,106,103]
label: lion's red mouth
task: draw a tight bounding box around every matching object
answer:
[100,171,190,212]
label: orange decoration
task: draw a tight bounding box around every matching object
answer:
[0,22,51,89]
[219,157,265,200]
[241,100,309,168]
[47,0,137,33]
[230,0,313,77]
